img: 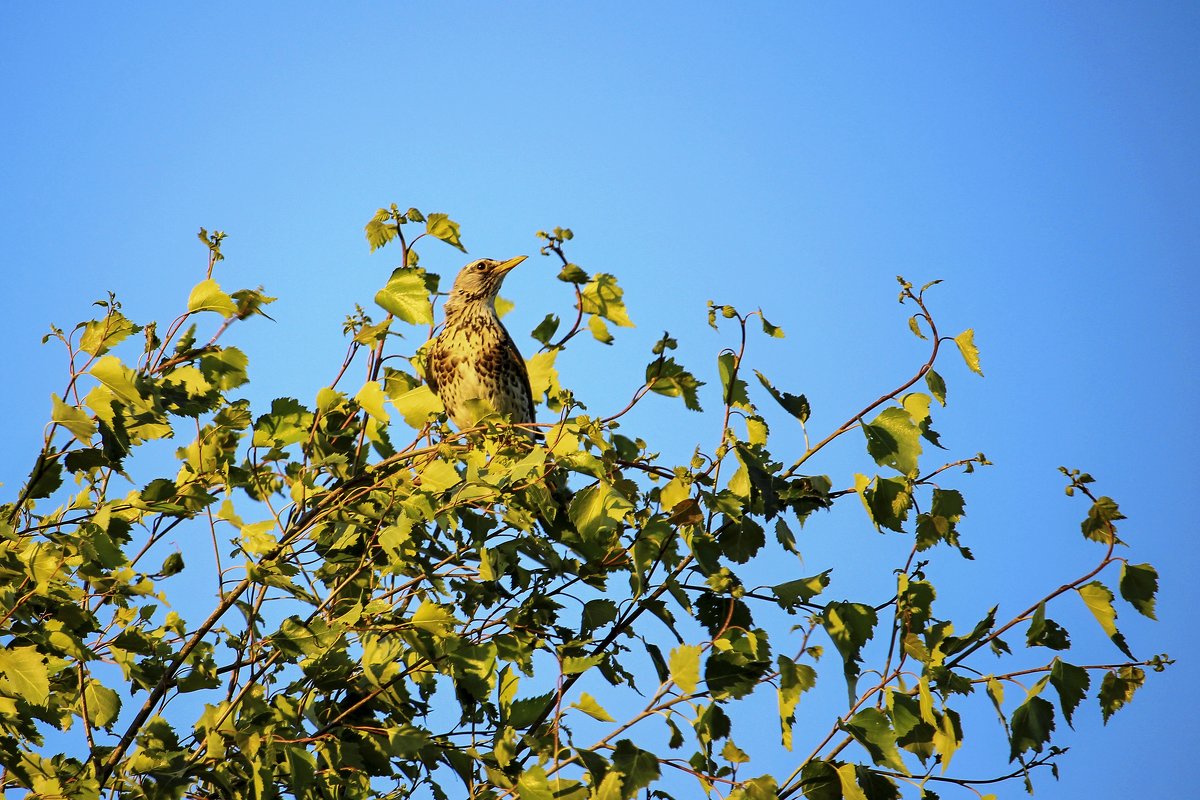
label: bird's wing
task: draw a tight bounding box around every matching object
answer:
[496,329,536,424]
[425,340,445,397]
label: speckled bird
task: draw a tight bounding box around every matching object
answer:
[426,256,535,433]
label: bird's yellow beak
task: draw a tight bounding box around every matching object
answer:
[495,255,527,275]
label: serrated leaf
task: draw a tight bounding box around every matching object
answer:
[375,267,435,325]
[610,740,660,796]
[51,394,97,440]
[844,708,907,773]
[836,763,869,800]
[581,273,634,327]
[354,380,390,423]
[668,644,701,694]
[753,370,809,423]
[418,459,461,494]
[187,279,237,317]
[1009,695,1055,761]
[646,357,704,411]
[82,680,121,728]
[588,315,614,344]
[392,384,444,430]
[1099,666,1145,723]
[1081,495,1124,543]
[862,407,922,476]
[925,368,947,406]
[1077,581,1134,659]
[0,647,49,706]
[80,311,140,356]
[823,602,878,705]
[570,692,615,722]
[411,601,458,637]
[1048,659,1090,728]
[952,329,983,376]
[1119,562,1158,619]
[777,655,816,750]
[425,212,467,252]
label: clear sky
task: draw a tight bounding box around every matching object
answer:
[1,3,1196,797]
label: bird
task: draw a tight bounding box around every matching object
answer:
[426,256,536,435]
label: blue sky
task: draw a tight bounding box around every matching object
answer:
[1,3,1196,797]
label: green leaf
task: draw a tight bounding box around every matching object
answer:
[844,708,907,773]
[1026,603,1071,650]
[1099,666,1145,723]
[23,451,63,501]
[365,208,399,251]
[836,763,869,800]
[90,355,144,407]
[855,474,913,533]
[354,380,390,423]
[772,572,830,609]
[1048,659,1090,728]
[557,262,588,284]
[82,680,121,728]
[1009,695,1055,761]
[530,313,561,346]
[799,760,841,800]
[1119,562,1158,619]
[646,357,704,411]
[669,644,702,694]
[925,368,947,406]
[862,407,922,476]
[1077,581,1134,659]
[515,765,554,800]
[823,602,878,705]
[80,310,140,356]
[759,312,785,338]
[588,315,614,344]
[425,212,467,252]
[1081,496,1125,543]
[570,692,615,723]
[718,352,750,407]
[418,459,461,494]
[375,267,435,325]
[580,273,634,327]
[777,655,817,750]
[410,600,458,637]
[51,393,97,440]
[611,740,660,796]
[753,370,810,423]
[187,278,237,317]
[392,384,444,430]
[952,329,983,376]
[0,647,49,706]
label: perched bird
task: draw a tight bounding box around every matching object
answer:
[426,256,535,434]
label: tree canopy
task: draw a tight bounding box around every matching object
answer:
[0,208,1168,799]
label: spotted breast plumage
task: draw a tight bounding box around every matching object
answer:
[426,256,535,433]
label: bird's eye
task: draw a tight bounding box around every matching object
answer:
[474,262,487,271]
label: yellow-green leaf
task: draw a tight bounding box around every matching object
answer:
[425,212,467,252]
[354,381,390,423]
[581,273,634,327]
[418,458,461,493]
[669,644,701,693]
[953,329,983,376]
[375,268,434,325]
[392,385,444,429]
[411,600,458,636]
[836,763,868,800]
[571,692,615,722]
[187,278,237,317]
[51,394,96,440]
[0,647,49,706]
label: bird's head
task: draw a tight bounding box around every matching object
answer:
[444,256,527,312]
